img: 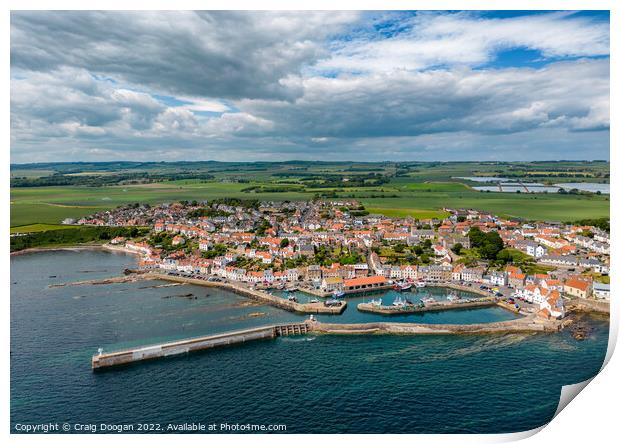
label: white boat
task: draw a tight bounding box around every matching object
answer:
[332,291,346,299]
[310,298,319,303]
[421,296,436,304]
[415,281,426,288]
[392,296,406,307]
[447,292,460,302]
[393,282,413,291]
[370,298,382,307]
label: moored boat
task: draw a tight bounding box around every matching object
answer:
[332,290,346,299]
[393,282,413,291]
[370,298,382,307]
[392,296,406,307]
[415,281,426,288]
[447,292,460,302]
[421,296,436,304]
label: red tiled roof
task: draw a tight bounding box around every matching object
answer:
[344,276,386,287]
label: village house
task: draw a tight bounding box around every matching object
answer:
[563,278,592,298]
[593,282,610,300]
[539,255,578,268]
[321,277,344,292]
[489,271,508,287]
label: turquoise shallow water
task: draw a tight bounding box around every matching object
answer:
[271,288,520,324]
[10,250,609,433]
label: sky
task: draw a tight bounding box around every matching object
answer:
[10,10,610,163]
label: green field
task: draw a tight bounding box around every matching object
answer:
[10,161,610,227]
[11,180,609,227]
[10,223,78,234]
[366,207,450,219]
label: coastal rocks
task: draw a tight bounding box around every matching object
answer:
[247,312,267,318]
[123,268,149,275]
[569,321,593,341]
[162,293,197,300]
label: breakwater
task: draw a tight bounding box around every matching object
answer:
[357,297,498,315]
[147,273,347,314]
[56,272,347,315]
[92,322,311,370]
[308,315,563,335]
[91,314,564,370]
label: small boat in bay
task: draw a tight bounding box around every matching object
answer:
[421,296,436,304]
[332,290,346,299]
[393,282,413,291]
[415,281,427,288]
[370,298,382,307]
[392,296,406,307]
[447,292,460,302]
[288,295,298,302]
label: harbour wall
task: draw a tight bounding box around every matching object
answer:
[308,315,562,335]
[357,298,498,315]
[93,323,310,370]
[565,297,610,314]
[144,273,347,315]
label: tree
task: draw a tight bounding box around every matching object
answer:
[496,249,514,264]
[452,243,463,255]
[280,238,290,248]
[468,227,504,260]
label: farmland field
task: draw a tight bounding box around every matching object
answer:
[10,161,610,227]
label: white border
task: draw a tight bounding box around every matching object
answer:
[3,1,617,443]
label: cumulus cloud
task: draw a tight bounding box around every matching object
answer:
[9,11,610,162]
[11,10,358,100]
[237,58,609,138]
[317,11,609,73]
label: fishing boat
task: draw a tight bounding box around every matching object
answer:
[447,292,460,302]
[421,296,436,304]
[393,282,413,291]
[392,296,406,307]
[332,290,346,299]
[415,281,426,288]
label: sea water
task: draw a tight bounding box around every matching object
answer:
[10,250,608,433]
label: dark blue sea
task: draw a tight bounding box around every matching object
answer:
[10,250,609,433]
